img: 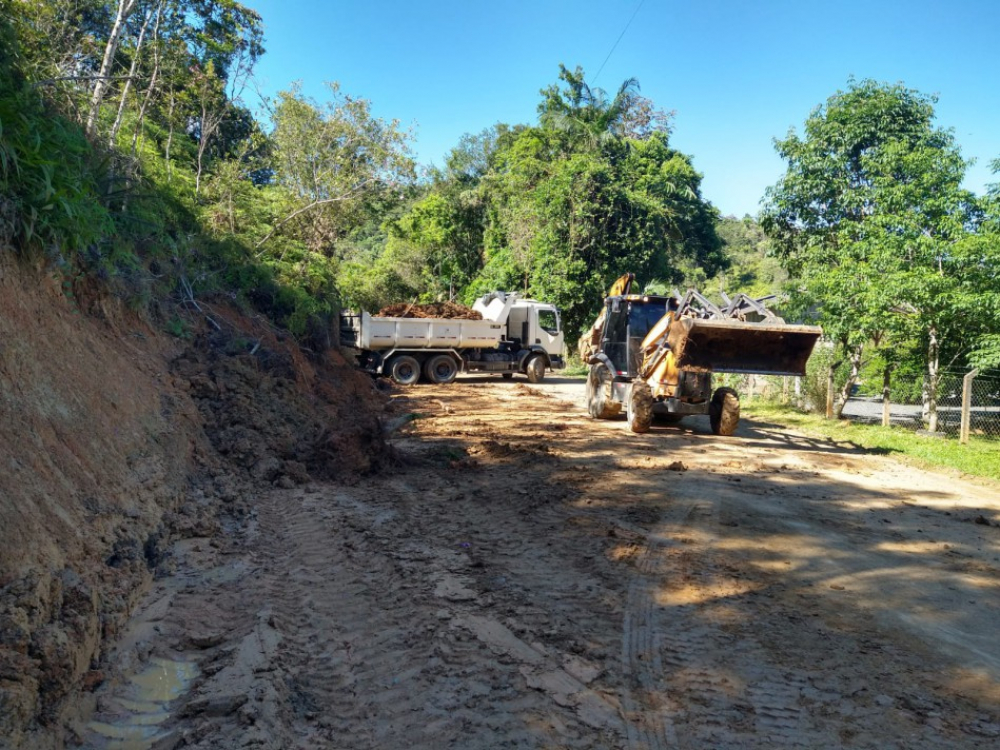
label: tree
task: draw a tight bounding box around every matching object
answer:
[263,82,415,255]
[452,66,724,337]
[762,79,979,425]
[538,64,671,149]
[711,216,787,299]
[86,0,139,135]
[967,159,1000,369]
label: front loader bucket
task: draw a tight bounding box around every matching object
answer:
[667,318,822,376]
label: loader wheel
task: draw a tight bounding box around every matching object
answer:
[586,364,621,420]
[627,381,654,433]
[387,355,421,386]
[525,355,546,383]
[423,354,458,384]
[709,387,740,436]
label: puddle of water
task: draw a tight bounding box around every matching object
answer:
[86,656,199,750]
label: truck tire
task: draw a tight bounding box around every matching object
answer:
[423,354,458,384]
[525,354,546,383]
[387,355,421,386]
[627,381,654,433]
[586,364,621,419]
[709,387,740,436]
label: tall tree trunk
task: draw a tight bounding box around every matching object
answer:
[86,0,138,136]
[881,365,892,428]
[834,344,863,418]
[195,107,223,197]
[164,90,176,182]
[130,2,165,158]
[108,4,156,148]
[926,326,940,432]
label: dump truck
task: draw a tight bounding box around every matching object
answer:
[580,274,822,434]
[340,292,566,385]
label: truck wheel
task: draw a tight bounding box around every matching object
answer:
[709,387,740,436]
[387,355,421,386]
[586,364,621,419]
[423,354,458,384]
[627,381,654,433]
[525,355,546,383]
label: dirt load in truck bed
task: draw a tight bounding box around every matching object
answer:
[69,377,1000,750]
[375,301,483,319]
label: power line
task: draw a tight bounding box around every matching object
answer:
[591,0,646,86]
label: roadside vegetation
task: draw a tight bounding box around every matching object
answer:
[746,402,1000,483]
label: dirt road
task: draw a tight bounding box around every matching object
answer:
[80,377,1000,749]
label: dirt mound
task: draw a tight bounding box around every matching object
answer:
[0,254,389,748]
[375,301,482,319]
[172,317,390,484]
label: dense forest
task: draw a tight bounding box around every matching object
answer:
[3,0,999,417]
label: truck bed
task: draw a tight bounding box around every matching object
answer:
[340,311,506,351]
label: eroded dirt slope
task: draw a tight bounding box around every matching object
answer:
[81,378,1000,749]
[0,254,388,749]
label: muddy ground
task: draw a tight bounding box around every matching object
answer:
[72,376,1000,749]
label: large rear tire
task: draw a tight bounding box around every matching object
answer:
[387,355,421,386]
[525,354,546,383]
[586,364,621,419]
[423,354,458,384]
[709,387,740,436]
[627,381,654,433]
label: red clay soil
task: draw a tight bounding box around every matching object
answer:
[0,253,389,749]
[375,301,482,319]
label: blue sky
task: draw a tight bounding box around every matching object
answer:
[245,0,999,218]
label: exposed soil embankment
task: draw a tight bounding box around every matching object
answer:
[0,254,388,749]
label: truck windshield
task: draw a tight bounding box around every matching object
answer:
[538,309,559,334]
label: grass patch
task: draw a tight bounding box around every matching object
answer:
[561,356,590,378]
[745,402,1000,483]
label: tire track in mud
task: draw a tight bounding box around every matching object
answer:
[247,478,628,749]
[251,488,439,749]
[605,490,819,749]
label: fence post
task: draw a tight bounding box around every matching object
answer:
[960,369,979,444]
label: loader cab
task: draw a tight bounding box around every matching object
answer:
[599,295,674,377]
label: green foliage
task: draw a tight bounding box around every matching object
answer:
[351,65,722,337]
[0,13,113,260]
[800,344,849,411]
[762,79,996,415]
[267,82,415,252]
[711,216,787,300]
[165,316,193,339]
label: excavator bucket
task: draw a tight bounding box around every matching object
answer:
[666,318,822,376]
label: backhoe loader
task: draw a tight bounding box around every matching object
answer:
[580,275,822,434]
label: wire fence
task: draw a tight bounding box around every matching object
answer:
[720,370,1000,441]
